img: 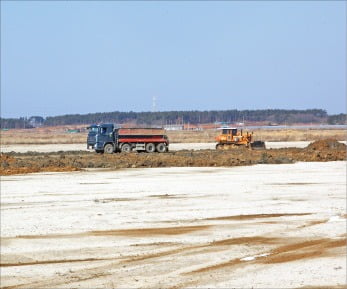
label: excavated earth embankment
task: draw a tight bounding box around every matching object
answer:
[1,139,346,175]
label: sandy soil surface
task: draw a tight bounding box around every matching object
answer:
[1,162,346,288]
[0,141,333,153]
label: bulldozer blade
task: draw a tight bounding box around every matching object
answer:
[216,144,223,150]
[251,141,266,150]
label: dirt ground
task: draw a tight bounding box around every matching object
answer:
[0,139,346,176]
[5,140,347,154]
[1,162,346,288]
[0,141,316,153]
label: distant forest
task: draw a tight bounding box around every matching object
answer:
[1,109,346,129]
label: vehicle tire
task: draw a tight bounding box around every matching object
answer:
[104,144,114,154]
[121,143,131,153]
[145,143,156,153]
[156,143,167,153]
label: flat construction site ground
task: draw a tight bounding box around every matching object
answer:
[1,162,346,289]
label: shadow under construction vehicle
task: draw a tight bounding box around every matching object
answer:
[215,127,266,150]
[87,123,169,154]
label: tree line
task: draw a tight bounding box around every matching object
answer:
[327,113,347,125]
[1,109,346,129]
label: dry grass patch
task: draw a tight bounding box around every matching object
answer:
[1,127,346,144]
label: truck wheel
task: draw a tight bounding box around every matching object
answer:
[104,144,114,154]
[156,143,166,153]
[145,143,156,153]
[121,143,131,153]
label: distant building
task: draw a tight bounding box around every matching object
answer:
[163,124,184,131]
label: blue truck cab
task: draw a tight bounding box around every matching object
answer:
[94,124,118,153]
[86,124,99,149]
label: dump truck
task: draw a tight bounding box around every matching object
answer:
[215,127,265,150]
[87,123,169,153]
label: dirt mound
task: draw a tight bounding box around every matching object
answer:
[0,153,79,176]
[1,154,16,165]
[1,139,346,175]
[306,139,346,151]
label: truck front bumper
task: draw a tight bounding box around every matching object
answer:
[94,142,104,150]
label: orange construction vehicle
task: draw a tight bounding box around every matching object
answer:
[215,127,265,150]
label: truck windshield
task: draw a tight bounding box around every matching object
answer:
[87,126,98,133]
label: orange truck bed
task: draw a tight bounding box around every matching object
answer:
[118,128,165,135]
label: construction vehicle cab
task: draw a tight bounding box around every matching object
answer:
[215,127,265,150]
[222,128,237,136]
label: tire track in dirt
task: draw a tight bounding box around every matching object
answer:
[2,214,336,288]
[0,257,110,267]
[2,236,345,289]
[2,212,312,241]
[141,212,313,225]
[0,235,274,288]
[298,214,347,229]
[184,237,346,275]
[0,244,209,289]
[206,213,312,221]
[298,219,329,228]
[1,272,112,289]
[169,237,346,289]
[296,285,347,289]
[1,224,212,241]
[0,236,280,267]
[0,235,281,288]
[260,238,346,264]
[0,235,284,288]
